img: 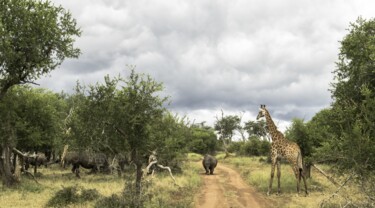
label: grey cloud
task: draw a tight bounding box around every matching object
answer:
[39,0,375,127]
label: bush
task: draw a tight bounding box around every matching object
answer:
[228,140,270,157]
[227,141,243,153]
[95,194,125,208]
[46,186,80,207]
[46,185,101,207]
[81,188,101,201]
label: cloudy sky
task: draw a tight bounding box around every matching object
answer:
[39,0,374,131]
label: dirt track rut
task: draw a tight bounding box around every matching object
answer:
[195,163,272,208]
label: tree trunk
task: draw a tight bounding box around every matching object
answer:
[0,145,19,187]
[128,149,143,208]
[304,163,312,179]
[135,162,143,197]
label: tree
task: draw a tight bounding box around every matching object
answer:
[0,86,65,177]
[67,69,168,206]
[0,0,80,186]
[189,124,218,155]
[244,120,267,140]
[329,17,375,175]
[2,86,65,152]
[214,111,240,157]
[332,17,375,110]
[285,118,314,177]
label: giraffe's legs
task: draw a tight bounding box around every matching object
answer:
[267,155,277,196]
[295,167,308,196]
[267,163,275,196]
[276,160,281,195]
[301,169,308,196]
[297,167,301,194]
[290,165,300,194]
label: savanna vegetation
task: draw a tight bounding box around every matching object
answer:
[0,0,374,207]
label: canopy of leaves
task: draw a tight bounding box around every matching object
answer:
[0,86,65,151]
[0,0,80,97]
[214,115,240,141]
[188,124,218,154]
[244,120,267,139]
[311,17,375,176]
[66,69,190,168]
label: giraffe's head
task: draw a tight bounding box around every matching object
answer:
[256,104,267,120]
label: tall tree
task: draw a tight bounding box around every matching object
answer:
[0,0,80,186]
[329,17,375,176]
[244,120,267,140]
[68,69,168,206]
[214,111,240,157]
[188,124,218,154]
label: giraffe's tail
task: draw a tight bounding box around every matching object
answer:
[297,151,304,171]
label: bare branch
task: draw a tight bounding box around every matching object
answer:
[19,81,40,86]
[312,164,339,186]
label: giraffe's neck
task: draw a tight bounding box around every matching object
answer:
[264,110,281,141]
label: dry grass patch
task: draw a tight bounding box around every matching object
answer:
[0,160,203,208]
[221,156,343,208]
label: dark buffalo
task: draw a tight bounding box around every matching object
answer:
[202,154,217,175]
[25,153,48,171]
[63,151,110,178]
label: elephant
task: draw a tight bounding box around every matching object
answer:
[202,154,217,175]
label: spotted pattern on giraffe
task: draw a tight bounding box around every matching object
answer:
[256,104,308,196]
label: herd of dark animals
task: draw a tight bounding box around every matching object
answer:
[16,147,218,179]
[12,148,130,178]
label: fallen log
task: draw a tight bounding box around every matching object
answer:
[312,163,339,186]
[144,151,177,185]
[11,148,39,184]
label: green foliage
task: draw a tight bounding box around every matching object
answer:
[95,173,151,208]
[188,125,218,154]
[0,86,65,151]
[332,17,375,108]
[285,118,314,164]
[244,120,267,138]
[318,17,375,176]
[80,188,101,201]
[95,194,125,208]
[214,114,240,141]
[0,0,80,187]
[46,186,79,207]
[305,18,375,206]
[66,69,192,174]
[0,0,80,97]
[46,185,100,207]
[148,113,191,172]
[228,139,270,156]
[67,69,168,157]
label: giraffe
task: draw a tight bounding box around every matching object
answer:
[256,104,308,196]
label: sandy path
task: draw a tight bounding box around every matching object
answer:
[195,163,272,208]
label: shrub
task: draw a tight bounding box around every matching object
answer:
[46,185,101,207]
[95,194,125,208]
[229,140,270,157]
[46,186,80,207]
[80,188,101,201]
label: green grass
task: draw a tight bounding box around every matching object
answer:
[187,152,203,162]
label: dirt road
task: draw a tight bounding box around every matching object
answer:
[195,163,272,208]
